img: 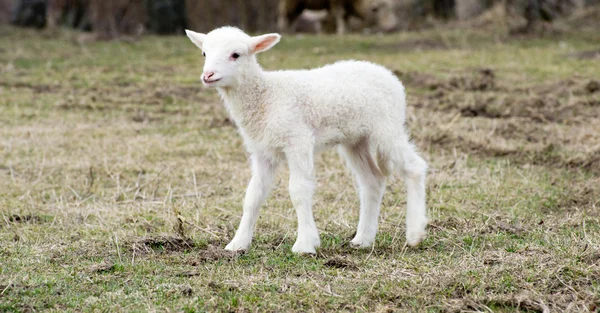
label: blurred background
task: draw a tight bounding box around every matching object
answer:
[2,0,599,39]
[2,1,600,311]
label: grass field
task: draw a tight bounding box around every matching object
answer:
[1,22,599,312]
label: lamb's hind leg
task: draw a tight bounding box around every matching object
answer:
[339,140,387,248]
[398,141,428,247]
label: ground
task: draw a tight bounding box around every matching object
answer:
[0,23,599,312]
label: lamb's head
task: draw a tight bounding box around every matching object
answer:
[185,27,281,88]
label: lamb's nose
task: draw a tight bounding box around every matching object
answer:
[203,72,215,80]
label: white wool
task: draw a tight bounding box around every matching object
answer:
[186,26,428,254]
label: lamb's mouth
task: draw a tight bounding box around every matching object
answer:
[203,78,221,84]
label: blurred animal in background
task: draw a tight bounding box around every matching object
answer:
[10,0,46,28]
[293,9,329,33]
[5,0,599,36]
[278,0,399,34]
[362,0,399,32]
[46,0,91,30]
[506,0,586,32]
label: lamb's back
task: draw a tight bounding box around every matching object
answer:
[263,61,406,147]
[265,60,405,122]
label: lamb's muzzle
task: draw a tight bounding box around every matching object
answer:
[202,71,219,84]
[185,26,429,254]
[202,71,215,81]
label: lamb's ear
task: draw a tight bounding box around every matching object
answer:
[249,33,281,54]
[185,29,206,50]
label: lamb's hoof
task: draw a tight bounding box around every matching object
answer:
[350,236,374,249]
[224,239,251,252]
[407,217,428,247]
[406,226,427,247]
[292,236,320,254]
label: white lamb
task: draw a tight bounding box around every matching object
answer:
[185,26,428,254]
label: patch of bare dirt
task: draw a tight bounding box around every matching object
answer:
[480,219,527,236]
[446,68,496,91]
[323,257,359,270]
[187,245,240,263]
[585,80,600,93]
[457,94,599,122]
[409,74,600,122]
[399,69,600,121]
[402,68,600,180]
[491,121,547,143]
[566,148,600,173]
[394,70,440,90]
[531,78,600,96]
[131,235,195,254]
[428,217,468,232]
[395,68,496,92]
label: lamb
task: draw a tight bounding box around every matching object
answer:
[185,26,428,254]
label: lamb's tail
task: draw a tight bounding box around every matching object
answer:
[375,134,427,176]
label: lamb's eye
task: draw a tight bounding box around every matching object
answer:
[231,53,240,60]
[202,52,206,57]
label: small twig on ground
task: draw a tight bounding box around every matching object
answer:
[1,281,13,295]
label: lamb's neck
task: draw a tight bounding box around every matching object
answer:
[217,67,270,135]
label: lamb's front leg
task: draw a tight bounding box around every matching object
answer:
[225,155,278,252]
[286,146,320,254]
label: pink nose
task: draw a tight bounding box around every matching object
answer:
[203,72,215,81]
